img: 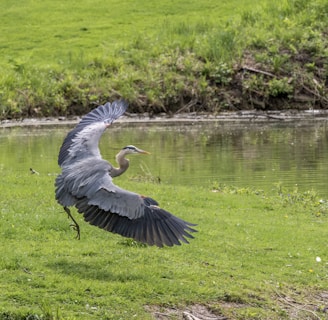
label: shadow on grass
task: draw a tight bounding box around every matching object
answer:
[46,259,145,282]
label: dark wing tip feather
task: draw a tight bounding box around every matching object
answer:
[58,99,128,166]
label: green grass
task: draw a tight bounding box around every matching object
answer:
[0,0,256,64]
[1,168,327,319]
[0,0,327,118]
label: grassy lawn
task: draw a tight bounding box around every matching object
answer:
[0,0,327,117]
[0,0,257,65]
[1,168,327,319]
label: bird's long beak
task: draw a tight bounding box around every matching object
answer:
[137,148,150,155]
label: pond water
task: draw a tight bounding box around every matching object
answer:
[1,120,328,198]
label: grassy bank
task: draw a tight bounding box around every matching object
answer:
[0,167,327,319]
[0,0,327,119]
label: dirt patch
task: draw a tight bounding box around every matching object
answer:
[146,290,328,319]
[275,290,328,319]
[145,304,227,320]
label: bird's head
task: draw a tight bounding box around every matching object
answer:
[121,145,150,155]
[114,145,150,176]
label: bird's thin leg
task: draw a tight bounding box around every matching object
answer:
[63,206,80,240]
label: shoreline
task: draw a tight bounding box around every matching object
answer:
[1,109,328,128]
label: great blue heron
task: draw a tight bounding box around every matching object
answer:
[55,100,196,247]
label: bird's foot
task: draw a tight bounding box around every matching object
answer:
[64,206,81,240]
[69,222,80,240]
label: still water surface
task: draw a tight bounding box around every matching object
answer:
[1,120,328,197]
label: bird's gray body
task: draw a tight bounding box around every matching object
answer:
[55,100,196,247]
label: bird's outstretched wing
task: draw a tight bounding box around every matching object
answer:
[77,196,197,247]
[58,100,128,167]
[55,157,197,247]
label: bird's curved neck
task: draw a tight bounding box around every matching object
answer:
[111,150,129,177]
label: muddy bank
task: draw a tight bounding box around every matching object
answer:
[1,109,328,129]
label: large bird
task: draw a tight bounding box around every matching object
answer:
[55,100,196,247]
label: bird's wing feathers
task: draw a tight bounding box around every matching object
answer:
[58,100,128,167]
[75,193,196,247]
[56,157,196,247]
[78,100,128,128]
[79,182,197,247]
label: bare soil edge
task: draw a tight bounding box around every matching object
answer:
[146,290,328,319]
[2,110,328,128]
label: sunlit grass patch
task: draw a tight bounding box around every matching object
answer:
[0,167,327,319]
[0,0,327,117]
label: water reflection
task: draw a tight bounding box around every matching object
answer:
[1,121,328,197]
